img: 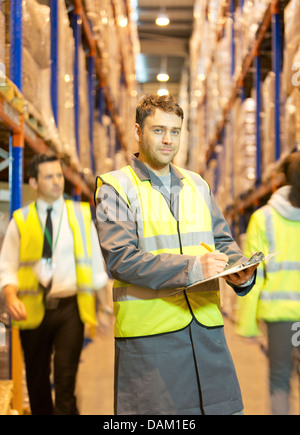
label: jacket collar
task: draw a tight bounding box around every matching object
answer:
[131,153,185,183]
[130,154,183,218]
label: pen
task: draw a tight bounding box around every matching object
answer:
[201,242,229,268]
[201,242,214,253]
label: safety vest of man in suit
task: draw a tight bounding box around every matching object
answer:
[96,164,224,339]
[12,200,96,330]
[236,186,300,337]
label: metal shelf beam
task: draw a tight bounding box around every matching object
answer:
[206,3,272,162]
[255,54,262,185]
[50,0,59,126]
[272,0,282,160]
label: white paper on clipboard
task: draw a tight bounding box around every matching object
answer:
[185,252,280,288]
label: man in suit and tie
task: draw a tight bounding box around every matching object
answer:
[0,153,110,415]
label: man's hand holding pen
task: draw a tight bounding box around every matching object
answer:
[200,242,258,286]
[200,243,229,279]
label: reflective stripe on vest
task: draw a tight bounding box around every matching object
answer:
[13,201,96,329]
[258,205,300,320]
[98,165,223,338]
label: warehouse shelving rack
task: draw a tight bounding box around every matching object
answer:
[3,0,136,213]
[191,0,293,237]
[0,0,137,414]
[223,0,282,232]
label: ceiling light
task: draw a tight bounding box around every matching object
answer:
[157,73,169,82]
[156,15,170,26]
[156,8,170,26]
[157,87,169,97]
[157,57,169,82]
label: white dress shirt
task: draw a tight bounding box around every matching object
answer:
[0,196,108,299]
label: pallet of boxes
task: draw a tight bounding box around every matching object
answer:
[0,298,17,415]
[0,380,15,415]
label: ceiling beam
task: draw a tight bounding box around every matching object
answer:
[137,6,194,12]
[138,20,193,27]
[139,37,189,57]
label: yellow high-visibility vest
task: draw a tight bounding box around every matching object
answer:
[96,165,223,338]
[13,200,97,329]
[236,205,300,337]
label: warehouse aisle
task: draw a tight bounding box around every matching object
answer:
[76,329,115,415]
[76,317,300,416]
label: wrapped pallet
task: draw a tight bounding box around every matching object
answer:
[240,0,270,61]
[283,87,300,156]
[175,69,190,169]
[283,92,297,156]
[57,0,78,168]
[93,112,109,176]
[83,0,138,166]
[282,0,300,98]
[78,46,92,178]
[261,72,275,179]
[233,98,256,199]
[216,18,233,111]
[22,0,63,152]
[0,3,5,83]
[214,114,235,212]
[0,381,14,415]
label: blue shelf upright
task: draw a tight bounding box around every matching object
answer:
[9,0,23,217]
[254,54,262,186]
[230,0,235,80]
[72,6,82,160]
[50,0,59,127]
[88,54,96,175]
[8,0,24,388]
[272,0,282,161]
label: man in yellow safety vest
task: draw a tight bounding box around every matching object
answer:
[95,94,258,415]
[236,152,300,415]
[0,153,110,415]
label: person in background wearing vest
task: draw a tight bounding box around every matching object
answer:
[236,152,300,415]
[0,153,111,415]
[94,94,258,415]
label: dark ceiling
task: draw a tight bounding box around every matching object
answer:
[136,0,195,97]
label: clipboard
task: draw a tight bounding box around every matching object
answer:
[185,251,279,288]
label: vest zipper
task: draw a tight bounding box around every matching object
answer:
[176,220,183,255]
[168,195,196,319]
[176,219,197,320]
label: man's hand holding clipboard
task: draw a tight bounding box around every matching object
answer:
[196,243,278,288]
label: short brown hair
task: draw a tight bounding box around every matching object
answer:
[280,152,300,207]
[136,94,184,130]
[27,153,61,179]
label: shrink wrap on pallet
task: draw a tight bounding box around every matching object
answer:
[22,0,64,153]
[282,0,300,97]
[0,8,5,82]
[261,72,275,179]
[283,92,297,156]
[83,0,138,165]
[57,0,78,167]
[233,98,256,198]
[93,114,108,176]
[0,381,14,415]
[283,87,300,155]
[78,46,92,178]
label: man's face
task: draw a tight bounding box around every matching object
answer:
[29,160,64,203]
[135,109,182,174]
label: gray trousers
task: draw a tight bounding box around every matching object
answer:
[267,321,300,415]
[114,320,243,415]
